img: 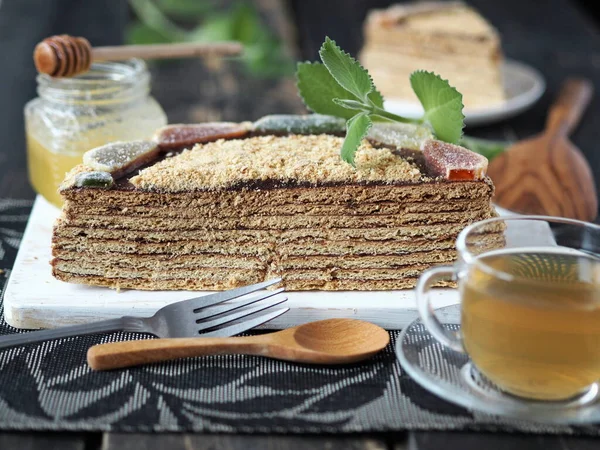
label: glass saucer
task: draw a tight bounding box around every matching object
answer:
[396,304,600,424]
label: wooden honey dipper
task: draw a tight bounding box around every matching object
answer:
[34,35,243,78]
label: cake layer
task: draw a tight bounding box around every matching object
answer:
[54,262,437,280]
[362,33,500,60]
[53,236,458,257]
[52,249,457,271]
[364,58,504,108]
[275,252,457,269]
[282,278,454,291]
[52,269,264,291]
[54,238,272,257]
[53,222,475,243]
[53,251,265,269]
[53,262,267,280]
[62,208,495,231]
[362,3,500,56]
[52,270,453,291]
[63,197,491,218]
[270,267,440,281]
[61,180,494,207]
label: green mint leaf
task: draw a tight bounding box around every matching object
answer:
[332,98,370,112]
[296,62,361,120]
[367,89,384,108]
[341,113,372,166]
[319,37,373,102]
[410,71,465,144]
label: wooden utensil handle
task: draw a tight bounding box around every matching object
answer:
[92,41,243,62]
[546,78,593,136]
[87,336,265,371]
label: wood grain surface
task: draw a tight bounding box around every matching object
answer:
[407,432,600,450]
[488,79,598,221]
[0,433,87,450]
[3,431,600,450]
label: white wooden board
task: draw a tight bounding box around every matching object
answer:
[3,196,462,330]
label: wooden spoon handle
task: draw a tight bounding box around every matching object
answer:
[545,78,593,136]
[92,41,243,62]
[87,336,266,371]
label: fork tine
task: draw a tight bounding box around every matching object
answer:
[194,288,285,319]
[199,307,290,338]
[178,278,282,311]
[196,296,287,333]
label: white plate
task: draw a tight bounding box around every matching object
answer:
[384,60,546,127]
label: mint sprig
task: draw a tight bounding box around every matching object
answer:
[296,37,465,165]
[319,37,374,102]
[342,113,372,165]
[410,70,465,144]
[297,62,358,120]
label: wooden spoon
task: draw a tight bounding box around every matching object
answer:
[487,78,598,221]
[87,318,390,370]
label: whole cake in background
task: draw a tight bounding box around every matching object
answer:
[51,116,499,291]
[360,1,506,109]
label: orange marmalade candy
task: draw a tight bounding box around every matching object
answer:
[423,139,488,181]
[153,122,251,150]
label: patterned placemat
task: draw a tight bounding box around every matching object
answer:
[0,198,599,434]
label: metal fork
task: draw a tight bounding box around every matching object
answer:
[0,278,287,350]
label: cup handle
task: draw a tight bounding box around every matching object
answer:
[416,266,464,353]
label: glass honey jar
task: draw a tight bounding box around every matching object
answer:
[24,59,167,207]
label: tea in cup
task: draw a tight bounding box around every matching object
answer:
[416,216,600,401]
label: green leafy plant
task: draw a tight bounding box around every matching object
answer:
[298,37,474,165]
[127,0,293,77]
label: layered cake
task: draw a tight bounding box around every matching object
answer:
[360,2,505,109]
[51,115,497,291]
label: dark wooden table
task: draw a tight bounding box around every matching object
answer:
[1,0,599,448]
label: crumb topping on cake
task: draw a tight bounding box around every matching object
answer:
[130,134,422,192]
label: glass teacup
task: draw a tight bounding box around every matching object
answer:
[416,216,600,401]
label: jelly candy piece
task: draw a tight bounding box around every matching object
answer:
[73,171,114,189]
[83,141,160,178]
[367,122,433,150]
[253,114,346,135]
[423,139,488,180]
[153,122,251,150]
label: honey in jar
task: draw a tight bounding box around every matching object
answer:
[24,59,167,206]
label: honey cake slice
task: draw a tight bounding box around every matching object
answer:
[52,117,496,291]
[360,2,505,109]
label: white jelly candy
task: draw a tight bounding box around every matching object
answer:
[367,122,433,150]
[253,114,346,135]
[83,141,160,178]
